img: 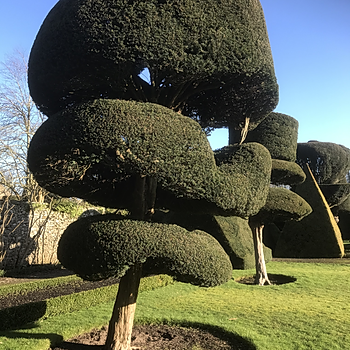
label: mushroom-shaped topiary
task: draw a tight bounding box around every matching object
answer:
[27,0,278,348]
[245,112,311,284]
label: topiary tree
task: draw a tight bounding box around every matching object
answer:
[297,141,350,232]
[275,164,345,258]
[27,1,278,348]
[246,112,311,284]
[297,141,350,185]
[28,99,273,349]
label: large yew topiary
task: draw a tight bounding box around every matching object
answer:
[297,141,350,185]
[275,165,344,258]
[28,99,271,217]
[27,0,278,348]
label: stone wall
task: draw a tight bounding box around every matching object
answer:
[0,201,78,269]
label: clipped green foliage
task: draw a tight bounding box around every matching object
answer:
[246,112,299,162]
[153,210,272,270]
[275,166,344,258]
[255,187,312,224]
[57,214,232,287]
[319,184,350,208]
[297,141,350,184]
[28,0,278,126]
[28,99,272,217]
[271,159,306,186]
[336,196,350,240]
[211,216,272,269]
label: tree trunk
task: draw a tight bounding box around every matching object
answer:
[105,174,157,350]
[249,219,271,286]
[105,263,142,350]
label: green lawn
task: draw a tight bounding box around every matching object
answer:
[1,261,349,350]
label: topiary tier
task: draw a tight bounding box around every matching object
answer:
[58,214,232,287]
[28,99,272,218]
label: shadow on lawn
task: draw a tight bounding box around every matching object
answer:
[178,322,258,350]
[0,300,47,330]
[0,323,64,347]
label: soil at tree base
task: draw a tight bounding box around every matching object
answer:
[49,324,244,350]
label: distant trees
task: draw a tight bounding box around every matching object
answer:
[27,0,279,349]
[0,51,46,202]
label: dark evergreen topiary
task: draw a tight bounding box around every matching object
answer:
[28,0,278,132]
[28,99,272,217]
[319,184,350,208]
[338,196,350,240]
[297,141,350,185]
[275,165,344,258]
[58,214,232,287]
[271,159,306,186]
[249,187,311,285]
[246,112,299,162]
[297,141,350,242]
[27,0,278,348]
[152,210,272,270]
[244,112,311,284]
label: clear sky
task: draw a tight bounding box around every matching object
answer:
[1,0,349,150]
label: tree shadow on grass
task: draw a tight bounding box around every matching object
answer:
[0,322,64,348]
[0,300,47,330]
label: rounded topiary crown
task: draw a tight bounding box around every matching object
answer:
[246,112,299,162]
[28,0,278,127]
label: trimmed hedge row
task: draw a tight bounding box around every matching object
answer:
[0,274,173,330]
[0,274,80,297]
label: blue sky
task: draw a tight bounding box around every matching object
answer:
[1,0,349,150]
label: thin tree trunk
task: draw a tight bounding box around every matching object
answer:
[104,263,142,350]
[105,174,157,350]
[249,220,271,286]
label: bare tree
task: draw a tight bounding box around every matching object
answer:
[0,50,46,202]
[0,196,23,270]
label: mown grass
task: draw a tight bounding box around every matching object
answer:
[0,261,349,350]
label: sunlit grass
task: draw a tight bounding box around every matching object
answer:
[0,261,349,350]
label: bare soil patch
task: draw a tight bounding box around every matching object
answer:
[49,324,255,350]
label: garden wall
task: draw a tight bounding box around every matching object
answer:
[0,201,96,269]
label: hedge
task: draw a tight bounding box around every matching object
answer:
[0,274,173,330]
